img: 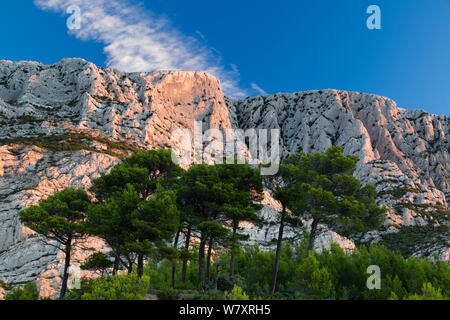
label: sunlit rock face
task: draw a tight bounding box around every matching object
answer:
[231,91,449,260]
[0,58,448,298]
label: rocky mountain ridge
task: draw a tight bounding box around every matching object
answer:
[0,58,448,297]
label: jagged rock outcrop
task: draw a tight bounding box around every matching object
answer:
[231,91,449,259]
[0,58,448,298]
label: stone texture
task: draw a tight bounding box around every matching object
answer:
[231,91,449,253]
[0,58,448,298]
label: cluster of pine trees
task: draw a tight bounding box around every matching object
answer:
[18,146,390,299]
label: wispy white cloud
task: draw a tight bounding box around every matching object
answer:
[195,30,207,42]
[251,83,268,96]
[230,64,240,76]
[34,0,247,97]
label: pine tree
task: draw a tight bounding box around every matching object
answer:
[268,146,386,294]
[215,163,263,277]
[19,188,90,298]
[177,164,229,287]
[89,149,183,277]
[282,146,386,253]
[178,163,264,287]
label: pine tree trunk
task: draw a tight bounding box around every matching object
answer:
[125,254,134,274]
[230,223,238,277]
[112,245,120,276]
[270,210,285,295]
[181,225,192,283]
[307,218,319,255]
[127,264,133,274]
[112,258,119,276]
[60,237,72,299]
[137,253,144,278]
[198,235,207,288]
[206,238,214,282]
[171,229,181,288]
[214,264,221,290]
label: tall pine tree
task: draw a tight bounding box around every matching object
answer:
[19,188,91,298]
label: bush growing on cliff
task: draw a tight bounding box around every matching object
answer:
[105,240,450,301]
[404,283,446,300]
[291,254,333,299]
[5,282,39,300]
[224,285,249,300]
[81,272,150,300]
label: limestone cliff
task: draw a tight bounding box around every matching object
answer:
[0,58,448,297]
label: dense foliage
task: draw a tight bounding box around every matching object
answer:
[5,282,39,300]
[81,272,150,300]
[14,147,448,301]
[140,241,450,300]
[266,146,386,293]
[5,241,449,300]
[19,188,91,298]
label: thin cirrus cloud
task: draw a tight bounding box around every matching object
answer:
[34,0,251,98]
[251,83,268,96]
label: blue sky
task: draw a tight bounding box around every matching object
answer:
[1,0,449,115]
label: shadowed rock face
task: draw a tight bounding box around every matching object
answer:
[0,58,449,298]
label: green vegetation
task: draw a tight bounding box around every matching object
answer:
[380,225,450,258]
[1,132,142,158]
[81,252,114,276]
[292,255,333,299]
[19,188,91,298]
[87,150,182,278]
[404,283,446,300]
[176,163,264,287]
[5,282,39,300]
[15,147,448,301]
[81,272,150,300]
[265,146,386,294]
[224,285,249,300]
[63,241,449,300]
